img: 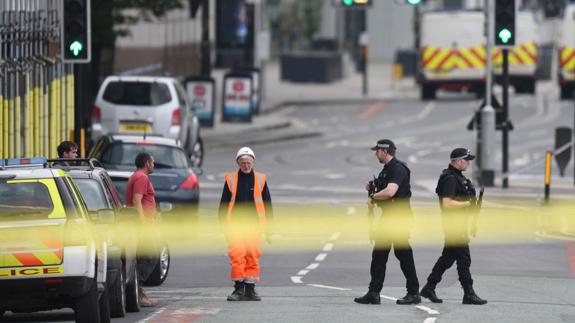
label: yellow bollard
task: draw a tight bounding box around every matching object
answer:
[3,98,8,158]
[50,78,57,159]
[80,128,85,158]
[67,73,75,138]
[8,97,14,158]
[0,95,3,159]
[393,63,404,81]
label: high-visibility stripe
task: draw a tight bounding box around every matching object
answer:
[561,47,575,69]
[11,252,44,267]
[225,171,267,225]
[422,47,441,67]
[426,49,451,69]
[457,49,475,68]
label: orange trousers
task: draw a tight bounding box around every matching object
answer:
[227,230,261,283]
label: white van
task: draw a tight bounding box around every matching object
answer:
[558,4,575,99]
[91,76,204,167]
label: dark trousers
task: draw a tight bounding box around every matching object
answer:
[368,240,420,294]
[426,243,473,289]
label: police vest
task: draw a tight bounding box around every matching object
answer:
[435,168,476,206]
[224,171,267,228]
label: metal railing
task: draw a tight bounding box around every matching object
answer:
[0,0,74,160]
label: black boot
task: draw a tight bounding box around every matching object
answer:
[396,293,421,305]
[244,283,261,301]
[463,287,487,305]
[420,285,443,303]
[354,291,381,305]
[227,281,245,301]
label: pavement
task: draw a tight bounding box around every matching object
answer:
[202,61,415,150]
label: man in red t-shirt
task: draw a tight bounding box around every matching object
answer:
[126,152,157,307]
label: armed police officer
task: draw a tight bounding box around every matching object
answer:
[354,139,420,305]
[420,148,487,305]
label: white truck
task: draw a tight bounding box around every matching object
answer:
[419,9,539,100]
[558,4,575,99]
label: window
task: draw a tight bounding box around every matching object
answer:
[0,182,54,220]
[102,81,172,106]
[103,143,190,169]
[74,178,110,212]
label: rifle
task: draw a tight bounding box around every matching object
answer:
[367,175,385,243]
[470,187,484,238]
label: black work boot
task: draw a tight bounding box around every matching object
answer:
[462,287,487,305]
[354,291,381,305]
[396,293,421,305]
[227,281,245,301]
[243,283,261,301]
[420,285,443,303]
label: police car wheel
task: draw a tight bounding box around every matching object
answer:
[125,265,140,313]
[109,268,127,318]
[144,244,170,286]
[189,137,204,168]
[99,287,111,323]
[74,279,100,323]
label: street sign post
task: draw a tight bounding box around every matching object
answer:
[222,73,253,123]
[185,76,215,128]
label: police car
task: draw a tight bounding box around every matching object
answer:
[0,158,110,322]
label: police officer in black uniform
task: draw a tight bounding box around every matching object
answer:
[420,148,487,305]
[354,139,420,305]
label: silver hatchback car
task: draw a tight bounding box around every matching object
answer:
[91,76,204,167]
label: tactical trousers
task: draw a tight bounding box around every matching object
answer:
[426,243,473,289]
[368,240,420,294]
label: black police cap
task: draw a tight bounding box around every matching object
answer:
[370,139,397,151]
[450,148,475,161]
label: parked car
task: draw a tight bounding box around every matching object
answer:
[91,76,204,167]
[51,158,140,317]
[89,134,201,213]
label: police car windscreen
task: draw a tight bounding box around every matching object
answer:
[103,143,190,169]
[74,179,109,212]
[0,182,54,220]
[103,81,172,106]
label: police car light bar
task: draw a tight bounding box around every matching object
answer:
[0,157,48,168]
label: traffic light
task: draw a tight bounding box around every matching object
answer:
[405,0,423,5]
[334,0,372,8]
[62,0,91,63]
[494,0,515,47]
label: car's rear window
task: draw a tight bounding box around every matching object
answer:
[0,182,54,220]
[101,143,189,169]
[74,179,109,212]
[102,81,172,106]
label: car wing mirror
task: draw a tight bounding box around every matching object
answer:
[117,207,139,222]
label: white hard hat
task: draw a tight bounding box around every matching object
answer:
[236,147,255,161]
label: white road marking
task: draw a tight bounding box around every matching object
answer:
[416,102,435,120]
[408,155,418,164]
[323,243,334,251]
[380,295,398,301]
[416,305,440,315]
[297,270,310,276]
[315,253,328,261]
[291,276,303,284]
[346,207,357,215]
[329,232,341,240]
[306,263,320,270]
[423,318,438,323]
[308,284,352,291]
[138,307,168,322]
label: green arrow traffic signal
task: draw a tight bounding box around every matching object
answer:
[406,0,422,5]
[342,0,354,5]
[69,41,83,56]
[497,28,512,44]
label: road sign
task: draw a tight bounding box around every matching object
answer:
[222,73,253,122]
[185,76,215,127]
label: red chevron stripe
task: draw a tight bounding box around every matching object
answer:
[469,48,486,65]
[435,50,454,69]
[520,44,537,62]
[561,51,575,68]
[12,252,44,266]
[510,51,525,65]
[458,50,475,68]
[422,48,441,67]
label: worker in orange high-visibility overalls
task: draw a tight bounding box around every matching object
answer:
[219,147,273,301]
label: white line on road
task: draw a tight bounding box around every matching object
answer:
[423,317,437,323]
[323,243,334,251]
[330,232,341,241]
[315,253,327,261]
[297,270,310,276]
[138,307,167,323]
[291,276,303,284]
[416,305,440,315]
[308,284,352,291]
[346,207,357,215]
[380,295,398,301]
[306,263,320,270]
[416,102,436,120]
